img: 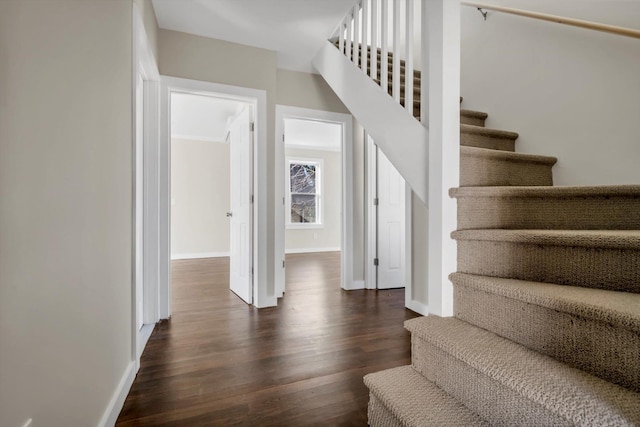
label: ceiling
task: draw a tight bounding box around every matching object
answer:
[152,0,353,73]
[171,93,247,142]
[285,119,342,152]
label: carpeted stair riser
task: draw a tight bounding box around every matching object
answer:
[452,273,640,392]
[364,365,489,427]
[451,186,640,230]
[367,394,403,427]
[454,230,640,292]
[460,124,517,151]
[406,317,640,426]
[460,147,556,187]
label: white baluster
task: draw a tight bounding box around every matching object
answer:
[381,0,389,92]
[353,3,361,65]
[339,19,345,55]
[405,0,414,114]
[421,0,429,123]
[371,0,379,81]
[361,0,369,73]
[392,0,401,102]
[346,12,353,63]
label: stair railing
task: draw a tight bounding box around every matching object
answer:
[462,1,640,39]
[324,0,461,317]
[331,0,425,123]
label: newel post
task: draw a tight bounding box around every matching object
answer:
[425,0,460,316]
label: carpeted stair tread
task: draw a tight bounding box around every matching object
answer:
[450,185,640,229]
[451,185,640,199]
[451,273,640,391]
[460,124,517,151]
[460,109,488,126]
[405,316,640,426]
[450,273,640,333]
[364,365,488,427]
[452,229,640,249]
[460,146,556,187]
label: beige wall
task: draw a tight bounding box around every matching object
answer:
[171,139,230,257]
[460,3,640,186]
[285,148,342,252]
[277,69,349,114]
[0,2,133,426]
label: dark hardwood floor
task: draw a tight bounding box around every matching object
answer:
[117,252,418,426]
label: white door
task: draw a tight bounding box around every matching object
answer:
[377,148,406,289]
[228,107,253,304]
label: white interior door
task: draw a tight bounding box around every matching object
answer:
[377,148,406,289]
[229,107,253,304]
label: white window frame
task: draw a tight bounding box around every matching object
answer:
[286,157,324,229]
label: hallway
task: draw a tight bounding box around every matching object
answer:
[116,252,417,425]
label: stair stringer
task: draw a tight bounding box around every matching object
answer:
[313,40,428,204]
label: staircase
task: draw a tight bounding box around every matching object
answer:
[356,55,640,425]
[321,37,640,424]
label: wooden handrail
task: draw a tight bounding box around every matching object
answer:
[462,1,640,39]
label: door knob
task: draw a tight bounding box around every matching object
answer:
[226,211,233,217]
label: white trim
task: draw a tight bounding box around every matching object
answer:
[275,106,354,297]
[171,252,230,260]
[171,133,223,143]
[160,76,274,311]
[284,143,342,152]
[137,323,155,360]
[97,361,135,427]
[285,247,341,254]
[351,280,366,290]
[404,183,414,310]
[406,299,429,316]
[132,2,161,375]
[365,134,377,290]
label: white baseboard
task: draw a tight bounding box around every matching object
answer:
[285,247,341,254]
[342,280,365,290]
[171,251,230,260]
[406,299,429,316]
[98,361,135,427]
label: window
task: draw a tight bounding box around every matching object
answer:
[287,159,322,226]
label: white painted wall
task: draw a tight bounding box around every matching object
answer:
[285,148,342,253]
[461,2,640,185]
[171,138,230,258]
[0,2,134,426]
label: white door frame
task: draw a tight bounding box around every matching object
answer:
[275,106,355,294]
[365,136,413,299]
[159,76,271,312]
[132,4,160,371]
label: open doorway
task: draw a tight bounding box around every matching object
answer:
[275,106,354,297]
[283,118,343,293]
[169,92,254,304]
[158,76,270,316]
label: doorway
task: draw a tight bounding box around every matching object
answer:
[169,92,253,304]
[275,106,354,297]
[159,76,270,316]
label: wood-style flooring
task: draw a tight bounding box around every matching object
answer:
[116,252,418,426]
